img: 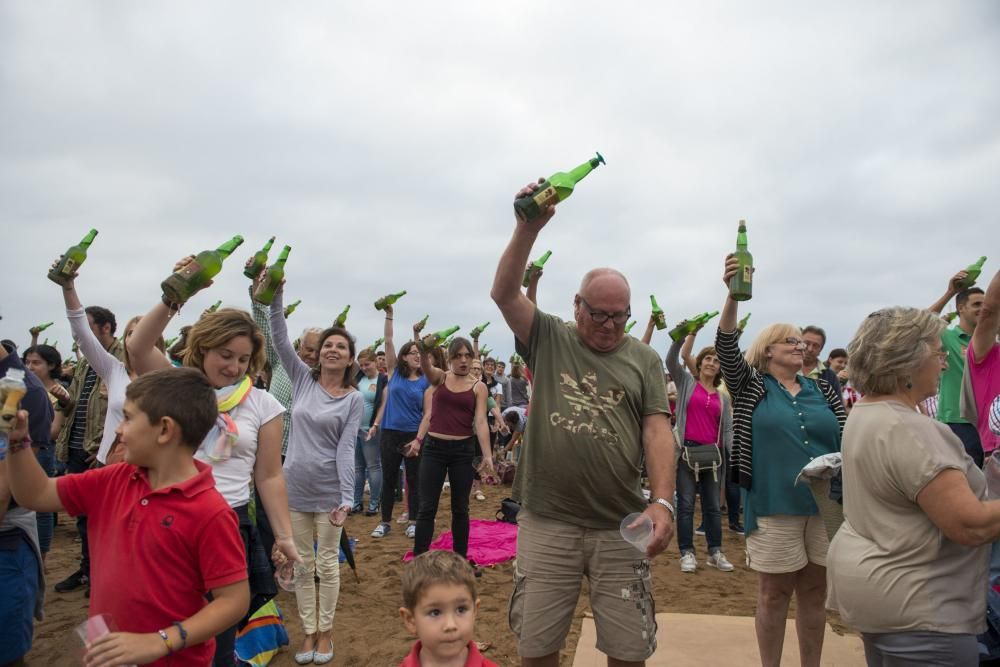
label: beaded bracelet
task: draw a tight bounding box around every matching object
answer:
[8,437,33,454]
[172,621,188,650]
[157,629,174,655]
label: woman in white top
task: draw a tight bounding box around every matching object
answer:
[129,282,298,667]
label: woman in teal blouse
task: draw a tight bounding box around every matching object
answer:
[717,254,846,667]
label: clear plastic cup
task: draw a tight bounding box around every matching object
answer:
[619,512,653,553]
[75,614,136,666]
[275,560,309,592]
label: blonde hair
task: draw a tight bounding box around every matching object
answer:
[183,308,266,379]
[744,323,802,373]
[847,307,945,396]
[401,550,477,611]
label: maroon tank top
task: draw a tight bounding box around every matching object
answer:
[429,380,477,437]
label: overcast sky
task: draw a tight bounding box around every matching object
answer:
[3,2,998,365]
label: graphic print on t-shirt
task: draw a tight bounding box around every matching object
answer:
[549,369,625,447]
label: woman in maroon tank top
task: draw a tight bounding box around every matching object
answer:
[410,337,496,559]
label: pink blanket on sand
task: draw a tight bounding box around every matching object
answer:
[403,519,518,566]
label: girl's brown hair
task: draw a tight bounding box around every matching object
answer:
[182,309,266,379]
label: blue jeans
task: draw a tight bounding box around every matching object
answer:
[353,428,382,513]
[34,445,56,554]
[676,457,722,554]
[0,532,40,664]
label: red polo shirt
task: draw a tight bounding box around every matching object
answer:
[399,641,497,667]
[58,460,247,666]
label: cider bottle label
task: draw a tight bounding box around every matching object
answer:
[532,185,558,208]
[742,266,753,283]
[63,258,77,274]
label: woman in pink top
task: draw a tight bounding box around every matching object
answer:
[969,267,1000,455]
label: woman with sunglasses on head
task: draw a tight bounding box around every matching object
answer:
[371,304,429,540]
[411,338,495,561]
[127,259,299,667]
[716,254,845,667]
[267,282,362,665]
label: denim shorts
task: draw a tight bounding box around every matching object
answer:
[0,531,40,663]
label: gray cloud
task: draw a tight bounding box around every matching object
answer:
[3,1,998,363]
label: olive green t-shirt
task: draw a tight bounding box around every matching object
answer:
[512,309,670,530]
[937,326,972,425]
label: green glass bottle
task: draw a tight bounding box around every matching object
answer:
[944,311,958,323]
[164,336,178,349]
[668,311,720,342]
[956,256,987,290]
[31,322,55,335]
[207,300,222,313]
[650,294,667,330]
[333,305,350,328]
[738,312,752,332]
[284,299,302,318]
[624,320,637,334]
[522,250,553,287]
[369,336,385,351]
[253,245,291,306]
[42,338,49,345]
[415,314,430,330]
[469,321,490,338]
[243,236,275,280]
[48,229,98,286]
[161,235,244,305]
[728,220,753,301]
[513,153,606,222]
[480,347,492,359]
[374,290,407,311]
[421,325,460,351]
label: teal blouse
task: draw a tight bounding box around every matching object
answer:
[744,374,841,535]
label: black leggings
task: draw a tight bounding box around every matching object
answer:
[380,429,421,523]
[414,436,477,557]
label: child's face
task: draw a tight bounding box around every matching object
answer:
[116,399,162,465]
[400,583,479,663]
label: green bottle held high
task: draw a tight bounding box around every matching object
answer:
[48,229,98,286]
[253,245,291,306]
[207,300,222,313]
[368,336,385,352]
[944,311,958,324]
[164,336,178,349]
[513,153,606,222]
[284,299,302,318]
[421,325,460,351]
[333,305,350,328]
[161,235,244,305]
[469,321,490,339]
[30,322,54,335]
[624,320,637,334]
[243,236,275,280]
[668,311,720,342]
[523,250,553,287]
[650,294,667,330]
[956,256,987,290]
[42,338,49,345]
[374,291,407,311]
[415,314,430,330]
[728,220,753,301]
[738,312,752,332]
[480,346,492,359]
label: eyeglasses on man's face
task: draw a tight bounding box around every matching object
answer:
[577,296,630,326]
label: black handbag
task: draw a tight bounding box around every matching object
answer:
[496,497,521,524]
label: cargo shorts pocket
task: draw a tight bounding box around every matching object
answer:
[508,559,527,638]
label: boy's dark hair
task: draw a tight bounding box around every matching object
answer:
[126,368,217,449]
[801,325,826,346]
[401,550,477,611]
[827,348,848,361]
[503,411,521,426]
[85,306,117,335]
[957,287,985,308]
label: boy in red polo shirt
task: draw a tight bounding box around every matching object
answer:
[7,367,249,666]
[398,550,497,667]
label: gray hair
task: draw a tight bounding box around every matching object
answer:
[846,307,945,396]
[300,326,323,341]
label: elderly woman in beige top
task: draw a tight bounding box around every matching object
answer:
[827,307,999,666]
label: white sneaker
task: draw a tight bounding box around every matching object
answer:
[405,523,416,538]
[680,552,697,573]
[707,552,735,572]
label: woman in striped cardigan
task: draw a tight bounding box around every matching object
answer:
[717,254,845,667]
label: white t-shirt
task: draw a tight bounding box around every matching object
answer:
[195,387,285,508]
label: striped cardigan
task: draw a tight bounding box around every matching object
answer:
[715,328,846,490]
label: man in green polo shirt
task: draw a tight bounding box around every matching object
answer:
[929,269,985,465]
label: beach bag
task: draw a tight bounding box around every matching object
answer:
[496,497,521,524]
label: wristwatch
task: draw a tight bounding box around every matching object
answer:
[652,497,675,518]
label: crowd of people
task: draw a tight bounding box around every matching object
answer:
[1,180,998,667]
